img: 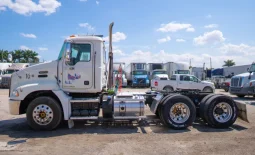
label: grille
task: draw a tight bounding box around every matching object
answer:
[137,78,145,84]
[231,77,242,87]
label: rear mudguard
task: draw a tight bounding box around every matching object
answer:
[235,101,249,123]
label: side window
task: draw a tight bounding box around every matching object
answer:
[170,75,176,80]
[191,76,198,82]
[183,76,190,81]
[69,43,91,66]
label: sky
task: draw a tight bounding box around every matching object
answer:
[0,0,255,68]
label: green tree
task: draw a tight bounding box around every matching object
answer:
[223,60,235,67]
[23,50,39,63]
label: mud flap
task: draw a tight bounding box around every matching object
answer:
[235,101,249,123]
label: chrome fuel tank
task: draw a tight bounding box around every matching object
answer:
[113,93,145,117]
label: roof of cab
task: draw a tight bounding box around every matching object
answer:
[64,35,104,42]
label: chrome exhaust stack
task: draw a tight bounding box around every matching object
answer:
[107,22,114,89]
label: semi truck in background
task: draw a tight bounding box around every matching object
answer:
[113,62,127,87]
[0,63,30,88]
[229,62,255,97]
[125,62,149,87]
[163,62,190,78]
[147,63,169,81]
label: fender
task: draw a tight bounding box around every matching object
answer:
[9,82,60,100]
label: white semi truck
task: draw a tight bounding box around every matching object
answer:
[8,23,248,131]
[229,62,255,97]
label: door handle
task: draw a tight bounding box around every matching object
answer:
[69,67,75,70]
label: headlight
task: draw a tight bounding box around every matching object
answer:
[12,90,19,97]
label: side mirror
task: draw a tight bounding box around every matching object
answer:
[65,51,70,63]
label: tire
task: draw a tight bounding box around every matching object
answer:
[160,94,196,129]
[158,94,178,123]
[203,95,237,128]
[203,87,213,93]
[163,86,174,92]
[26,96,63,131]
[237,95,245,98]
[199,94,219,121]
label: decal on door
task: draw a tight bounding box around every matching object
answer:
[65,73,81,84]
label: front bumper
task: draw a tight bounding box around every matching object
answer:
[132,83,149,87]
[229,86,255,95]
[9,99,21,115]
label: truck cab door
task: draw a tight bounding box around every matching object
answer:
[62,42,94,90]
[178,75,190,89]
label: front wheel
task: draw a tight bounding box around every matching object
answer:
[163,86,174,92]
[26,96,63,131]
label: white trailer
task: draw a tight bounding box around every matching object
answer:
[223,65,250,77]
[163,62,190,78]
[191,67,205,80]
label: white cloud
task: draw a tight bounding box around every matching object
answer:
[176,39,186,42]
[157,22,195,32]
[0,0,61,16]
[204,24,218,29]
[20,45,31,50]
[96,1,99,5]
[79,23,95,30]
[193,30,225,45]
[104,32,127,42]
[38,47,48,51]
[206,14,212,18]
[220,43,255,56]
[0,6,6,11]
[20,33,37,38]
[186,27,195,32]
[157,36,171,43]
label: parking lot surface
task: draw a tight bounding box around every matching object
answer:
[1,88,255,155]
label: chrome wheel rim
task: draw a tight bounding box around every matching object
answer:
[213,102,233,123]
[33,104,53,125]
[169,103,190,123]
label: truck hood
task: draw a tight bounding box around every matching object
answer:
[1,74,12,78]
[201,81,214,85]
[10,60,58,92]
[233,72,254,78]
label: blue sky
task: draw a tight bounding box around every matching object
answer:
[0,0,254,68]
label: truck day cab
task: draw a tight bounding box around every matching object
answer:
[8,23,247,131]
[229,62,255,97]
[151,74,215,93]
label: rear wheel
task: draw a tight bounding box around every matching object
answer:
[160,95,196,129]
[26,96,63,131]
[163,86,174,92]
[199,94,219,121]
[203,95,237,128]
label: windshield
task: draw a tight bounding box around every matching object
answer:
[133,70,147,75]
[5,70,18,74]
[152,71,167,75]
[175,70,190,74]
[249,64,255,72]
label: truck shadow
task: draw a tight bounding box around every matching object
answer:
[0,116,248,139]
